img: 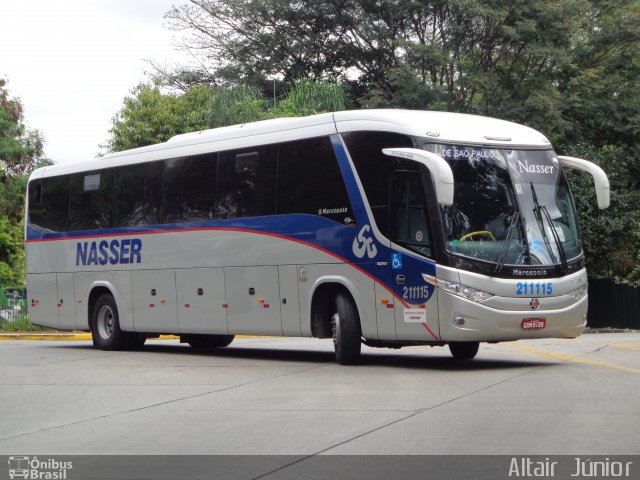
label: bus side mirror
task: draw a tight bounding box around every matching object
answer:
[382,148,454,206]
[558,156,610,209]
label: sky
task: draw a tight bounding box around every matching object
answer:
[1,0,189,164]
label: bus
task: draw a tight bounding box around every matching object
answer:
[24,109,610,364]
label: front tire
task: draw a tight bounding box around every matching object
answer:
[332,292,362,365]
[449,341,480,360]
[91,293,131,350]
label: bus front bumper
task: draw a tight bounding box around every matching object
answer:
[437,290,588,342]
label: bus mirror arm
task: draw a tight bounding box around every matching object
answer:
[558,156,610,209]
[382,148,454,206]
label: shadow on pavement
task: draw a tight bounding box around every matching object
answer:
[61,341,552,371]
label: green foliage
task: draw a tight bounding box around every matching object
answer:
[163,0,640,286]
[206,85,267,128]
[103,83,215,152]
[0,216,24,287]
[204,79,347,127]
[0,79,48,288]
[275,79,346,116]
[122,1,640,285]
[563,144,640,286]
[0,79,45,177]
[0,317,45,332]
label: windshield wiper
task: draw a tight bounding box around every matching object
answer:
[493,211,520,273]
[540,203,568,273]
[530,182,568,273]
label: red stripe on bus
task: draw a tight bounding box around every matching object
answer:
[27,226,439,340]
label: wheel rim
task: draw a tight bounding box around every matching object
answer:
[331,312,340,347]
[96,305,115,339]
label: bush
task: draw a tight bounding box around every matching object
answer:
[562,144,640,286]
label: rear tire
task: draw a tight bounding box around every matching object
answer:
[91,293,131,350]
[185,334,235,350]
[449,341,480,360]
[332,292,362,365]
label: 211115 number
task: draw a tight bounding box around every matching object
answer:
[516,282,553,296]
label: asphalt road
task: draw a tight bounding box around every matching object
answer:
[0,334,638,455]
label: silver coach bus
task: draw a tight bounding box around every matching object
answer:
[25,110,609,364]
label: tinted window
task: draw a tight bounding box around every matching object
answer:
[69,170,114,231]
[114,162,163,227]
[27,181,45,229]
[390,172,432,257]
[164,154,217,222]
[216,145,277,218]
[342,131,415,235]
[277,137,354,225]
[30,176,70,232]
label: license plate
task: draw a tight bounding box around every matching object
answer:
[522,318,546,330]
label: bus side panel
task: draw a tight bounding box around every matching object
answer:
[131,269,179,333]
[26,273,60,329]
[373,264,397,341]
[394,287,440,341]
[298,263,378,340]
[73,271,134,331]
[176,267,227,335]
[57,272,76,330]
[225,266,283,336]
[279,265,302,336]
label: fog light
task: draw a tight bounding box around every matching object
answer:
[453,315,466,326]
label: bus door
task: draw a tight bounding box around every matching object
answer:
[387,171,440,341]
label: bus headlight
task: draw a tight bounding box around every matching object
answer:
[568,284,588,300]
[437,279,494,303]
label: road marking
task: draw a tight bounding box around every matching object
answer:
[611,342,640,351]
[506,343,640,375]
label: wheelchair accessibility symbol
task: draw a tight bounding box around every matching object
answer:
[391,253,403,270]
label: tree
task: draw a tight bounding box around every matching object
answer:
[275,79,346,116]
[564,144,640,286]
[0,79,48,287]
[102,83,215,153]
[205,84,267,128]
[160,0,640,286]
[1,79,44,179]
[163,0,585,120]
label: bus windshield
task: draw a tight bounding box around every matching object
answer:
[424,145,582,268]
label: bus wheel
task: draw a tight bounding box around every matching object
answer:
[185,334,235,349]
[332,292,362,365]
[449,341,480,360]
[91,294,129,350]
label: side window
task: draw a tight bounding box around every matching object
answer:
[164,154,217,223]
[39,176,70,232]
[342,131,414,235]
[114,162,163,227]
[69,170,114,231]
[27,181,44,229]
[216,145,277,219]
[277,137,355,225]
[390,171,432,257]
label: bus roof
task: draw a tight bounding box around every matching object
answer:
[31,109,551,180]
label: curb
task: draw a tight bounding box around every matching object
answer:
[0,333,268,341]
[0,333,179,341]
